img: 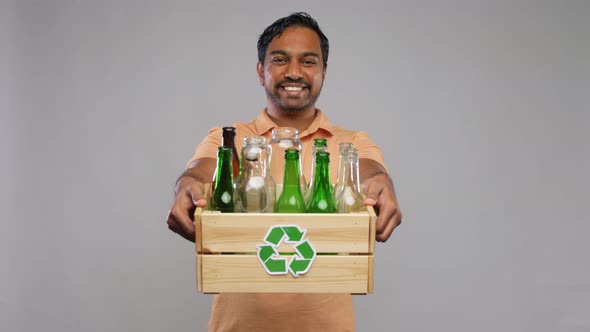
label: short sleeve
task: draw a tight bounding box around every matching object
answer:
[351,131,388,171]
[185,127,222,169]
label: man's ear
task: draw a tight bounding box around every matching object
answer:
[322,64,327,80]
[256,62,264,86]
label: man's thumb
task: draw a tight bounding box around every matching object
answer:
[193,198,207,207]
[363,184,379,206]
[188,183,207,207]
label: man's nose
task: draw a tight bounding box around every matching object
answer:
[285,61,303,80]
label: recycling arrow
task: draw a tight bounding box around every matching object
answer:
[256,244,287,274]
[257,224,316,277]
[264,225,305,245]
[289,240,316,277]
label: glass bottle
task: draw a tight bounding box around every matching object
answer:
[306,151,336,213]
[333,142,353,198]
[306,138,328,201]
[222,126,240,180]
[234,136,275,213]
[275,149,306,213]
[335,148,365,213]
[269,127,306,196]
[210,146,235,212]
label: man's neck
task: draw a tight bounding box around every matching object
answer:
[265,106,317,133]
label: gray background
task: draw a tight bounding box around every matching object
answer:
[2,0,589,331]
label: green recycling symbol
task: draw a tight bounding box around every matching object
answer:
[256,224,316,278]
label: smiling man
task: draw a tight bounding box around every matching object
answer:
[167,12,402,331]
[259,25,325,115]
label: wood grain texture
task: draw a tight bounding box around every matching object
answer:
[199,212,371,254]
[367,205,376,254]
[199,254,370,294]
[194,207,203,253]
[368,255,374,293]
[196,254,202,292]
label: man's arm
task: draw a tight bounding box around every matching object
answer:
[359,158,402,242]
[167,158,216,242]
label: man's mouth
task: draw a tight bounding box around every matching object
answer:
[280,84,308,96]
[284,86,303,92]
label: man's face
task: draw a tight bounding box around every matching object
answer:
[257,26,326,113]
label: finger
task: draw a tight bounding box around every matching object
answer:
[363,181,383,206]
[375,200,396,236]
[168,196,197,242]
[186,182,208,207]
[167,215,185,238]
[169,209,196,242]
[168,216,195,242]
[376,208,402,242]
[167,211,178,232]
[168,179,208,242]
[167,211,183,236]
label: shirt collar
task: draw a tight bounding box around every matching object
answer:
[254,108,336,138]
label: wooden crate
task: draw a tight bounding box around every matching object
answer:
[194,206,376,294]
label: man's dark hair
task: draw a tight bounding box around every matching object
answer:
[257,12,329,67]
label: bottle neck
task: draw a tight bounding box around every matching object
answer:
[283,158,301,187]
[216,153,233,184]
[312,156,331,191]
[342,155,361,192]
[222,130,236,151]
[222,134,234,146]
[309,146,328,182]
[312,145,328,158]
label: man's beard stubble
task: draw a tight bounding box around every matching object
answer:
[267,78,322,113]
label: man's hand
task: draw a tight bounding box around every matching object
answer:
[360,159,402,242]
[167,158,215,242]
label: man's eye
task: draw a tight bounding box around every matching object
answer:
[303,60,317,65]
[273,58,286,63]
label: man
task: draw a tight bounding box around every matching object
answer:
[167,12,402,331]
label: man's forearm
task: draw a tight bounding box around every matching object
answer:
[359,158,392,183]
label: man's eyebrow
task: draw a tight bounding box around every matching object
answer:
[301,52,320,58]
[269,50,320,58]
[270,50,288,56]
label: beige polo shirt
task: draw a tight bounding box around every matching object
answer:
[188,109,385,332]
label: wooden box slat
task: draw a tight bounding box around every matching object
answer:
[367,205,376,254]
[200,212,371,254]
[368,255,374,293]
[196,251,202,292]
[199,254,370,293]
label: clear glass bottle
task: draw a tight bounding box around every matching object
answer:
[275,149,306,213]
[222,126,240,180]
[306,138,328,201]
[234,136,275,213]
[306,151,336,213]
[333,142,353,198]
[269,127,306,196]
[335,148,364,213]
[210,146,235,212]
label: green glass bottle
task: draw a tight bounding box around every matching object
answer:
[275,149,306,213]
[306,138,328,201]
[306,151,337,213]
[210,146,235,212]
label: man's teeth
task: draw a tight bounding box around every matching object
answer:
[284,86,303,92]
